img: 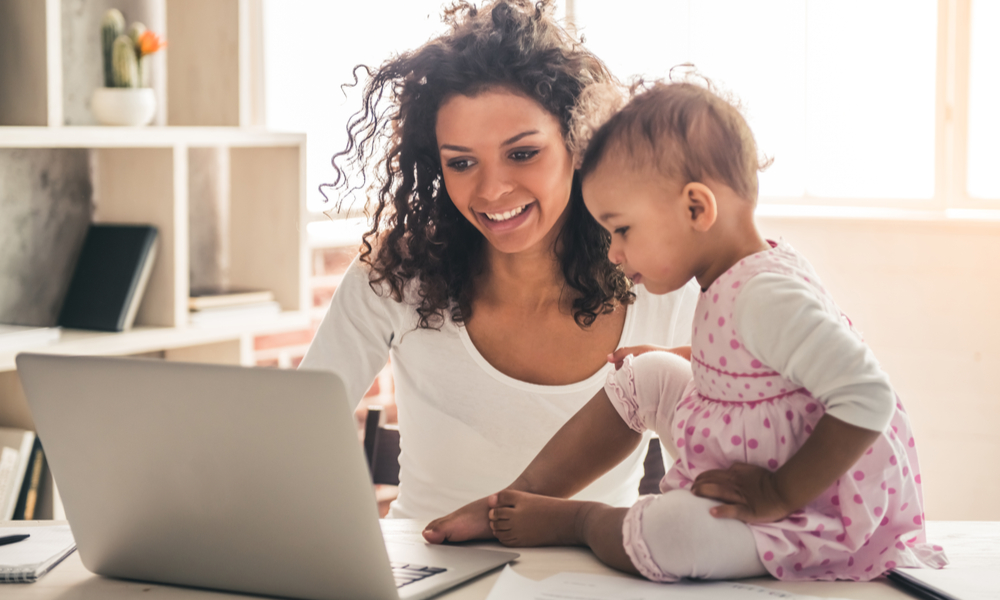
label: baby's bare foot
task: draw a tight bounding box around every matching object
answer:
[487,490,589,547]
[423,497,494,543]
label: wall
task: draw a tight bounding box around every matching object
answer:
[757,214,1000,521]
[0,149,93,326]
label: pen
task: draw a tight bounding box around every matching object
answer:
[0,534,30,547]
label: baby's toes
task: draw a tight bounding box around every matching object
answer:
[494,489,523,507]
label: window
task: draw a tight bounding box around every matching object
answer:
[574,0,938,202]
[262,0,446,214]
[264,1,999,217]
[968,0,1000,200]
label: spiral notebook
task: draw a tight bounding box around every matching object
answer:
[0,525,76,583]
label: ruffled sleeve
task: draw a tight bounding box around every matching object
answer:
[605,355,647,433]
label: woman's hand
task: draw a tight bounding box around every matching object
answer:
[607,345,691,369]
[422,497,495,544]
[691,463,794,524]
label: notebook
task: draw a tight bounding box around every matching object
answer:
[0,525,76,583]
[15,353,518,600]
[57,224,158,332]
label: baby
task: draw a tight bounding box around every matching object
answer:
[424,79,948,583]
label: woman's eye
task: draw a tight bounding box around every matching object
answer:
[446,158,474,172]
[509,149,540,162]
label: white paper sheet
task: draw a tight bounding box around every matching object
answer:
[486,565,845,600]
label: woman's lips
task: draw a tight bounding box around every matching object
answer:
[477,201,535,233]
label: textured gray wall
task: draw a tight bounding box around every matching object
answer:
[61,0,166,125]
[0,149,93,326]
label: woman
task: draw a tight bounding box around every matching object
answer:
[300,0,698,533]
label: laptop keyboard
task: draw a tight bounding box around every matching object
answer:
[390,562,447,588]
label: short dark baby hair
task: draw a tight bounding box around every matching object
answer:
[580,81,767,202]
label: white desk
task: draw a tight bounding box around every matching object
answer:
[3,520,996,599]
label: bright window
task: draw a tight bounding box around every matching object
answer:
[968,0,1000,200]
[574,0,938,201]
[262,0,447,213]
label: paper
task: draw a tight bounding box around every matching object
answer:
[0,524,76,583]
[486,565,844,600]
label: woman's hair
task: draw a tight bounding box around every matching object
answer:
[579,78,769,203]
[323,0,633,329]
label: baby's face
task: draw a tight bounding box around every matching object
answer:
[582,156,698,295]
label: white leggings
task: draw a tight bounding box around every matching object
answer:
[622,489,768,582]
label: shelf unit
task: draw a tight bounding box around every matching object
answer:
[0,0,308,519]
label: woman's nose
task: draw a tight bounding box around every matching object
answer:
[475,162,514,202]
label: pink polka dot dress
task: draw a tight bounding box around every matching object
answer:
[624,240,946,582]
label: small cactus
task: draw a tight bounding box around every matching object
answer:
[101,9,125,87]
[111,34,139,88]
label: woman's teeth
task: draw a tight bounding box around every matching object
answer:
[484,204,528,222]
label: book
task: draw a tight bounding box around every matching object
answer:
[57,224,158,332]
[12,439,45,520]
[0,428,35,521]
[0,525,76,583]
[189,286,275,311]
[0,325,61,353]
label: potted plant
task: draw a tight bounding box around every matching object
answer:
[90,9,167,126]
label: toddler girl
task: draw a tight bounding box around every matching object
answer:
[426,80,948,583]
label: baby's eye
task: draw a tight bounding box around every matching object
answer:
[614,226,630,238]
[446,158,475,172]
[509,148,540,162]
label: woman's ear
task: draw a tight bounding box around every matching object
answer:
[681,182,717,232]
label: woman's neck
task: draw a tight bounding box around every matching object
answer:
[477,243,568,312]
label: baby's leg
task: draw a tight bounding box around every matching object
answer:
[626,490,766,581]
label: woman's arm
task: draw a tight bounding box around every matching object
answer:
[298,259,394,408]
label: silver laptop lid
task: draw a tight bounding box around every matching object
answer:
[16,353,399,600]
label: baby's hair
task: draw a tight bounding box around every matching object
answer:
[579,71,770,203]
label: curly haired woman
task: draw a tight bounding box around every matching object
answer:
[299,0,698,536]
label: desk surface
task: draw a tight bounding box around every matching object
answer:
[2,520,996,599]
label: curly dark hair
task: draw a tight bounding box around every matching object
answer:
[322,0,634,329]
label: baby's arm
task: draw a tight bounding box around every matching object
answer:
[692,273,893,522]
[425,350,693,543]
[423,387,643,543]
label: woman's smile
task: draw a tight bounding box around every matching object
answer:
[477,201,536,232]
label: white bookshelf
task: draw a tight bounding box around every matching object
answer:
[0,0,309,518]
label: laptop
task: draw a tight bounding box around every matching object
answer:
[15,353,518,600]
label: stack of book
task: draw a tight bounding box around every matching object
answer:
[0,428,46,521]
[188,287,281,326]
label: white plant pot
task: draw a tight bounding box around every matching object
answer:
[90,87,156,126]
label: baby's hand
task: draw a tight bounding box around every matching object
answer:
[691,463,794,524]
[422,497,495,544]
[607,345,691,369]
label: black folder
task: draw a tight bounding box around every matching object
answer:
[57,224,158,332]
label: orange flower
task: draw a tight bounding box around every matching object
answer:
[138,30,167,56]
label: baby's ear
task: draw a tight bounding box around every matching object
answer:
[682,182,717,231]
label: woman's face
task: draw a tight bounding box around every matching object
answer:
[436,88,575,256]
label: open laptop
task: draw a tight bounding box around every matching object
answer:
[15,353,517,600]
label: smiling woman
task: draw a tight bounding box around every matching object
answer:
[300,0,699,525]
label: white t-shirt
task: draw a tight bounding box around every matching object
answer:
[300,258,699,519]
